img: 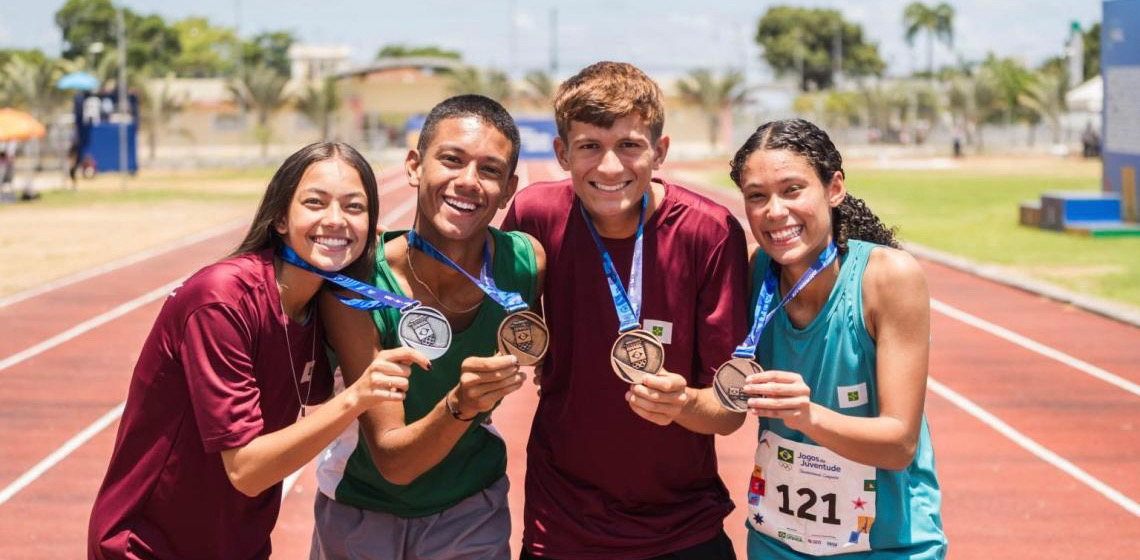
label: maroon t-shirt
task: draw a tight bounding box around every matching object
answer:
[502,178,748,558]
[88,249,332,560]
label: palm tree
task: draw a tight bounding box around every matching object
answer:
[520,70,556,108]
[228,64,291,157]
[903,2,955,79]
[2,55,70,168]
[675,68,749,150]
[2,56,69,123]
[296,77,341,141]
[1019,70,1067,145]
[446,67,511,104]
[138,74,186,161]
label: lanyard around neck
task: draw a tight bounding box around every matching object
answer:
[279,245,419,311]
[406,229,528,313]
[580,192,648,333]
[733,242,839,359]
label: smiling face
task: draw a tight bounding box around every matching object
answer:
[406,116,518,242]
[555,113,669,233]
[274,157,370,272]
[740,148,845,267]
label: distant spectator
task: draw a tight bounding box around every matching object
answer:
[0,151,14,201]
[1082,123,1101,158]
[67,140,80,189]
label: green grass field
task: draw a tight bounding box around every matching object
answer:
[707,163,1140,309]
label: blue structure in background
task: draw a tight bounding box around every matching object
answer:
[1103,0,1140,223]
[403,114,558,160]
[73,92,139,174]
[1017,1,1140,237]
[514,117,557,160]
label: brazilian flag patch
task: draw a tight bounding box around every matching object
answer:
[778,447,795,464]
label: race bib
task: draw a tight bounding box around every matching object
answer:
[748,430,877,556]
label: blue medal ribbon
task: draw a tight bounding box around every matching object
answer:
[733,242,839,359]
[580,193,648,333]
[406,229,528,313]
[279,245,419,311]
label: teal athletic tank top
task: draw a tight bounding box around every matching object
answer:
[745,240,946,559]
[320,228,538,517]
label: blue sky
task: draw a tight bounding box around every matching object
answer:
[0,0,1102,77]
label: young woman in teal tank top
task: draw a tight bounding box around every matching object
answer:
[728,119,946,559]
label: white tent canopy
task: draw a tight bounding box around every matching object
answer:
[1066,75,1102,113]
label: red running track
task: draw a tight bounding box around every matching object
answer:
[1,161,1137,558]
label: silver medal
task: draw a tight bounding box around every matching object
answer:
[397,306,451,360]
[610,329,665,384]
[713,357,762,412]
[497,310,549,366]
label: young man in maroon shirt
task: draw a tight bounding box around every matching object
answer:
[502,61,749,559]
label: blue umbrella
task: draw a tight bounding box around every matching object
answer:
[57,71,100,91]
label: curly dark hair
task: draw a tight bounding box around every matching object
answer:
[729,118,898,254]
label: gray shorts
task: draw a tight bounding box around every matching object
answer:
[310,476,511,560]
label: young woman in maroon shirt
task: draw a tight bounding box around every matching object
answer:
[88,142,428,560]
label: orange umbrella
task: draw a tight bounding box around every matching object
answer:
[0,108,47,141]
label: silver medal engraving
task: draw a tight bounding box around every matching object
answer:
[714,357,763,412]
[497,310,549,366]
[610,329,665,384]
[397,306,451,360]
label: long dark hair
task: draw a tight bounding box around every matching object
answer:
[729,118,898,254]
[231,141,380,279]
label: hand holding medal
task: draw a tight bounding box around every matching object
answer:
[580,193,666,384]
[714,243,838,412]
[280,245,453,359]
[407,230,549,366]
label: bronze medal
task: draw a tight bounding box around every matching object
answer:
[713,357,762,412]
[497,310,549,366]
[610,329,665,384]
[397,305,452,360]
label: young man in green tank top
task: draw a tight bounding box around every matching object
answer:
[311,95,546,560]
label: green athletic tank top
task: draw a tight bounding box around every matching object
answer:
[330,228,538,517]
[745,240,946,559]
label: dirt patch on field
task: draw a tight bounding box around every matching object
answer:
[0,170,265,297]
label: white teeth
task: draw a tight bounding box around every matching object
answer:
[593,182,626,192]
[768,226,803,243]
[315,237,349,247]
[444,197,478,211]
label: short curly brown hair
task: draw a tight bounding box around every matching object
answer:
[553,61,665,142]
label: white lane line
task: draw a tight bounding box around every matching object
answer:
[928,378,1140,517]
[282,467,304,504]
[0,403,125,506]
[516,160,530,190]
[0,279,183,372]
[931,299,1140,398]
[0,165,408,506]
[0,402,305,507]
[380,193,419,230]
[0,218,245,310]
[377,168,409,196]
